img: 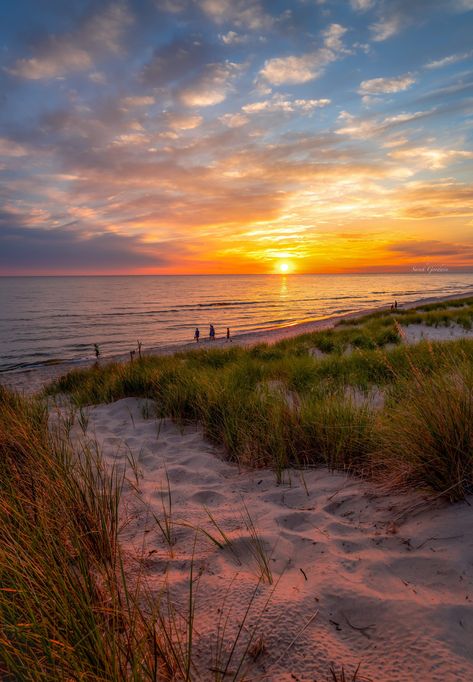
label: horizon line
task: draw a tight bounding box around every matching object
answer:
[2,270,473,278]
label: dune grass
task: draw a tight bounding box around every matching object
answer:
[0,386,180,680]
[339,296,473,331]
[46,301,473,501]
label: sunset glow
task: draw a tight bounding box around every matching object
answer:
[1,1,472,275]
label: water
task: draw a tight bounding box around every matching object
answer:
[1,273,473,373]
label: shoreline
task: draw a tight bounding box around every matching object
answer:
[2,288,473,394]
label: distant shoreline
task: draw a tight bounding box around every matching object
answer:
[2,288,473,394]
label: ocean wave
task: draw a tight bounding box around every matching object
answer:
[42,301,275,319]
[0,358,67,372]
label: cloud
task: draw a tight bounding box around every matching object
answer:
[425,51,473,69]
[89,71,107,84]
[8,46,93,80]
[85,3,132,53]
[323,23,348,51]
[242,94,331,114]
[0,138,28,157]
[197,0,274,30]
[260,53,327,85]
[142,37,213,87]
[259,24,347,85]
[396,180,473,219]
[388,146,473,169]
[6,3,132,80]
[388,239,473,257]
[369,0,473,42]
[121,96,155,108]
[415,78,473,104]
[164,113,203,130]
[219,31,248,45]
[336,109,433,138]
[180,62,243,107]
[0,221,170,272]
[219,112,249,127]
[359,74,415,95]
[350,0,375,9]
[370,14,402,41]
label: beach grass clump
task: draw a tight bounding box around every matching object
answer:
[284,355,326,394]
[313,349,396,391]
[375,351,473,501]
[299,395,375,473]
[201,380,301,476]
[0,386,173,681]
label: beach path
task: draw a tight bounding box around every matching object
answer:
[57,397,473,681]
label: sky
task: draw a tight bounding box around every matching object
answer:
[1,0,473,275]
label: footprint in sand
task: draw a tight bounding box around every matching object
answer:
[276,511,319,532]
[189,489,227,506]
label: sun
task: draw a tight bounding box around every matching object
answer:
[279,262,290,273]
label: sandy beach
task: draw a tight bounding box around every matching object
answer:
[54,396,473,681]
[3,288,473,395]
[4,291,473,679]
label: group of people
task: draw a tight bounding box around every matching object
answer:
[194,324,232,343]
[390,300,399,311]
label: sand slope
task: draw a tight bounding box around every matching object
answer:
[62,398,473,681]
[400,323,473,344]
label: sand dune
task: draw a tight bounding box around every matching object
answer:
[400,323,473,344]
[61,397,473,681]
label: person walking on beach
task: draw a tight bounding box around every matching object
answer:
[209,324,215,341]
[226,327,232,342]
[394,300,398,310]
[194,327,200,342]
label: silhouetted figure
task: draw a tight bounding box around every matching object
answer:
[226,327,232,342]
[394,300,398,310]
[94,343,100,359]
[209,324,215,341]
[194,327,200,342]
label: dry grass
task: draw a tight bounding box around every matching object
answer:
[0,386,175,680]
[375,348,473,501]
